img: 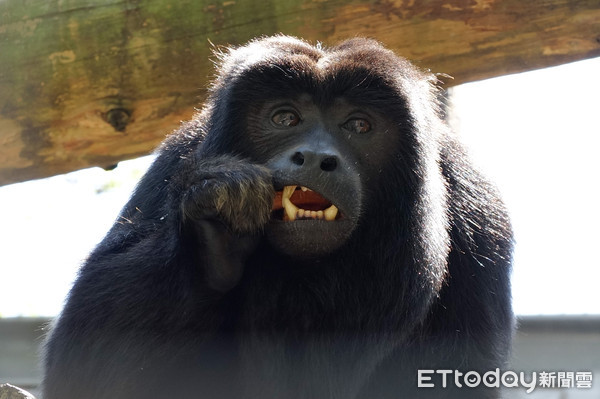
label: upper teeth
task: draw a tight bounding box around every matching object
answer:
[282,185,339,222]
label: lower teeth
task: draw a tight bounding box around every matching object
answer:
[280,185,339,222]
[282,205,338,222]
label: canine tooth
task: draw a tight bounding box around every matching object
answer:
[282,196,298,221]
[283,185,297,199]
[324,205,338,221]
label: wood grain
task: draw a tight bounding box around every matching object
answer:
[1,0,599,185]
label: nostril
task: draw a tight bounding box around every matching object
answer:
[320,156,337,172]
[291,152,305,166]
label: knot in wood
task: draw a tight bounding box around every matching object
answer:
[105,108,131,132]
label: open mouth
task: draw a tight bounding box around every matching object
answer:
[271,186,340,222]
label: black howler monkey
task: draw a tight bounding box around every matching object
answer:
[43,35,513,399]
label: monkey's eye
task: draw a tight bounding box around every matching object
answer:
[342,118,371,134]
[272,111,300,127]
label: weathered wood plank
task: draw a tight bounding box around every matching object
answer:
[1,0,599,185]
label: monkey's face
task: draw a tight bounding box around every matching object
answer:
[245,95,400,258]
[201,37,425,259]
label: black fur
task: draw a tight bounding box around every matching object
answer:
[43,36,513,399]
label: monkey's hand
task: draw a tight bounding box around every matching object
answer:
[181,156,275,233]
[180,156,274,292]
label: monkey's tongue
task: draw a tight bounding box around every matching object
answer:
[272,186,339,221]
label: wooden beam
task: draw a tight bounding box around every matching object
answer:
[1,0,599,185]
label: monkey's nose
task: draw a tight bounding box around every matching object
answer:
[291,150,338,172]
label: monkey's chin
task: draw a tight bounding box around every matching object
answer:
[265,219,355,258]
